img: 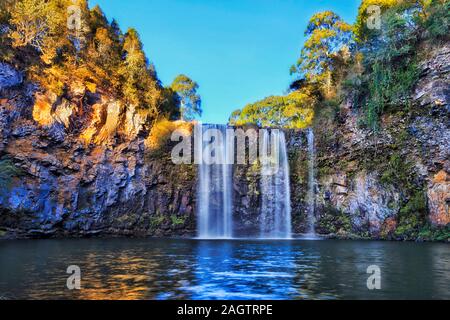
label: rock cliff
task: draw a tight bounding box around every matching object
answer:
[301,42,449,241]
[0,70,196,238]
[0,42,448,241]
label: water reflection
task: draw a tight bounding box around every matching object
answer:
[186,241,295,299]
[0,239,448,300]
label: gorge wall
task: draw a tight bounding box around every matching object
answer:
[0,72,197,238]
[0,42,448,241]
[292,42,450,241]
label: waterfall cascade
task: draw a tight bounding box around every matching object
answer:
[306,128,317,236]
[259,130,292,239]
[197,124,233,239]
[196,125,293,240]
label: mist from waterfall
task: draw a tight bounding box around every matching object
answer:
[197,124,233,239]
[306,128,316,236]
[259,130,292,239]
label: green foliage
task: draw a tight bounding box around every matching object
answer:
[395,190,428,239]
[291,11,353,98]
[0,1,15,62]
[355,6,420,130]
[170,74,202,121]
[0,157,23,188]
[380,153,415,190]
[229,90,316,129]
[418,0,450,40]
[120,28,163,115]
[2,0,179,121]
[149,215,165,230]
[339,1,446,130]
[170,215,185,226]
[364,60,418,130]
[317,206,353,235]
[418,224,450,242]
[159,87,181,120]
[354,0,419,42]
[0,0,13,25]
[376,152,431,240]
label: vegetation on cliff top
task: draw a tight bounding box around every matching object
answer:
[0,0,201,126]
[229,0,449,130]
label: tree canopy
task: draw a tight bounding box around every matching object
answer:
[290,11,353,98]
[171,74,202,121]
[229,0,449,131]
[229,90,315,129]
[1,0,180,121]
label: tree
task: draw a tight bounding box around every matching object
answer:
[119,28,162,116]
[159,87,181,120]
[229,89,316,129]
[7,0,88,64]
[290,11,352,98]
[170,74,202,121]
[3,0,186,126]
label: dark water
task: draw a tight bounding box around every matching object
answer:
[0,238,449,300]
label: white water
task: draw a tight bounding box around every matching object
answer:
[306,128,316,236]
[259,130,292,239]
[197,124,233,239]
[197,126,293,240]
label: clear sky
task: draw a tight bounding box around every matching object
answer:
[90,0,361,124]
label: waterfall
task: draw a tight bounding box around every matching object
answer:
[259,130,292,239]
[306,128,316,235]
[197,124,233,239]
[196,125,292,240]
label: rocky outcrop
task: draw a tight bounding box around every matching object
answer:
[304,42,449,240]
[0,42,448,241]
[0,63,22,90]
[0,79,196,239]
[428,170,450,226]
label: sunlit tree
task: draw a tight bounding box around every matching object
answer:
[171,74,202,121]
[119,28,162,116]
[229,89,315,129]
[291,11,352,98]
[8,0,49,52]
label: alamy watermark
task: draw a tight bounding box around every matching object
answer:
[367,5,382,30]
[367,265,381,290]
[67,0,82,32]
[66,265,81,290]
[171,124,283,175]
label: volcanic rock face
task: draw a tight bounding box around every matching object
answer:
[0,42,448,240]
[0,63,22,90]
[0,73,196,238]
[292,42,449,240]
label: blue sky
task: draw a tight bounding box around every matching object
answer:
[90,0,360,124]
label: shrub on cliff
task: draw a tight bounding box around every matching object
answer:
[418,0,450,40]
[0,157,23,189]
[146,118,192,154]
